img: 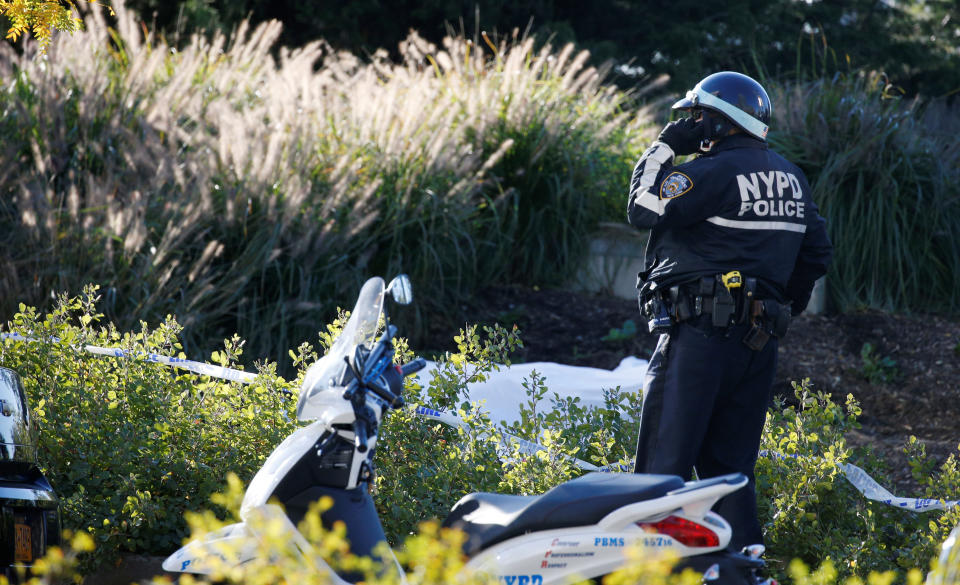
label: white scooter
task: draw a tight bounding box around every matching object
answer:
[163,275,771,585]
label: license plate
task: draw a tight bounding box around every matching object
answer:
[14,522,32,563]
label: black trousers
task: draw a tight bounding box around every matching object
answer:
[633,315,778,550]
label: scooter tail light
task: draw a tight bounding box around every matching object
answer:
[637,515,720,547]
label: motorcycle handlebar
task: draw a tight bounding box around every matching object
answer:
[366,357,424,408]
[368,375,404,409]
[400,357,427,377]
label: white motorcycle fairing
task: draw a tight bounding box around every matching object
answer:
[162,504,351,583]
[163,419,379,573]
[162,422,331,576]
[460,473,746,585]
[243,415,377,513]
[161,521,256,575]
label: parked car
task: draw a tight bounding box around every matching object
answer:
[0,367,60,581]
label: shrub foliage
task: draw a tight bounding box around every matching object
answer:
[1,287,300,567]
[759,381,960,578]
[3,292,960,582]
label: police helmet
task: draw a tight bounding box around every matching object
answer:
[672,71,771,141]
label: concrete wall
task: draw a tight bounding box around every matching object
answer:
[571,223,648,301]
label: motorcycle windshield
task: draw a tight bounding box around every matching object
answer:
[296,277,385,421]
[0,367,38,463]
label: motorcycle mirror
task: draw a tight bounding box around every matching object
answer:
[386,274,413,305]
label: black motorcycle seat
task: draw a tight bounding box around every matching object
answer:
[442,472,685,555]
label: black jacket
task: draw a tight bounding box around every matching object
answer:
[627,134,833,314]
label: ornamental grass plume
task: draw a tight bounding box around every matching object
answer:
[0,0,651,367]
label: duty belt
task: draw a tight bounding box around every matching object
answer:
[669,273,752,328]
[642,272,791,338]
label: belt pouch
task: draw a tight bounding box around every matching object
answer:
[712,278,736,327]
[759,301,792,337]
[742,322,770,350]
[694,277,713,316]
[670,286,692,321]
[698,276,714,296]
[738,277,757,324]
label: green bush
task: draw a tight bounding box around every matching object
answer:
[0,484,936,585]
[858,343,900,384]
[3,292,959,580]
[1,286,301,569]
[759,380,960,581]
[373,324,519,542]
[0,288,643,569]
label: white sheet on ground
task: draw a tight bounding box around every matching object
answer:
[413,356,648,425]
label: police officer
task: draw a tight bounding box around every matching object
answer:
[626,71,833,550]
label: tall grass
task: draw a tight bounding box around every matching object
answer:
[5,2,958,366]
[770,72,960,313]
[0,3,654,365]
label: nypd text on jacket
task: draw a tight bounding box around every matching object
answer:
[626,134,832,312]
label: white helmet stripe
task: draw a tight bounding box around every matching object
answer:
[688,87,769,140]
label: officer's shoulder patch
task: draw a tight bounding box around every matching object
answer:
[660,172,693,199]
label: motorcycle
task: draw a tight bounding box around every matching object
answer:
[163,275,771,585]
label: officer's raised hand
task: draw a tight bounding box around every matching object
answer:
[657,117,704,156]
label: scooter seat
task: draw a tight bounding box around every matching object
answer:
[442,472,685,555]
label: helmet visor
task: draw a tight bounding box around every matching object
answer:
[671,95,696,110]
[683,86,769,140]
